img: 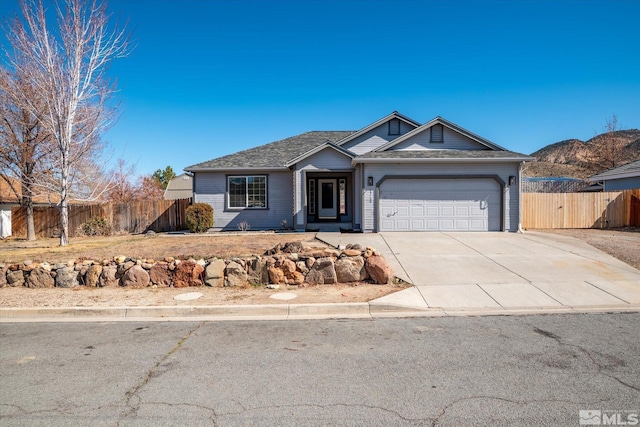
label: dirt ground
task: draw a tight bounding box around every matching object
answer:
[0,231,408,308]
[538,228,640,270]
[2,229,637,309]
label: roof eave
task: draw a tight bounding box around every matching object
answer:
[587,172,640,182]
[185,166,290,173]
[352,156,534,165]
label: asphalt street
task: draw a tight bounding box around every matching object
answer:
[1,313,639,426]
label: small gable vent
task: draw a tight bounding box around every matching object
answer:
[388,118,400,135]
[430,124,444,143]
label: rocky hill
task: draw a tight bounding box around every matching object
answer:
[524,129,640,178]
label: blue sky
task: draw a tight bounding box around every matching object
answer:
[2,0,639,176]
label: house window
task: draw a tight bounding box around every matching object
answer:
[228,175,267,209]
[430,124,444,143]
[388,118,401,135]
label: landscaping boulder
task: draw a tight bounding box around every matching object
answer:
[173,260,204,288]
[335,256,367,283]
[365,254,393,284]
[99,266,119,287]
[25,268,55,288]
[0,267,6,287]
[121,265,150,288]
[225,261,248,287]
[246,257,269,285]
[204,258,225,287]
[149,262,172,287]
[342,249,362,257]
[55,267,79,288]
[6,269,25,287]
[85,264,103,287]
[305,257,337,285]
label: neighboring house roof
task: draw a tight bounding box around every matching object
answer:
[353,149,533,163]
[0,175,61,204]
[587,160,640,182]
[186,131,353,171]
[164,173,193,200]
[375,116,506,152]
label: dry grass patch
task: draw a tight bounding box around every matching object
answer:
[0,232,318,264]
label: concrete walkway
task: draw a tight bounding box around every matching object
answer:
[318,231,640,314]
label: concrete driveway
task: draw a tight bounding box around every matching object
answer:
[317,231,640,313]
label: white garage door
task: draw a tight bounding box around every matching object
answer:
[379,179,501,231]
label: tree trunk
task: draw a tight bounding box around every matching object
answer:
[59,199,69,246]
[59,160,69,246]
[26,202,36,241]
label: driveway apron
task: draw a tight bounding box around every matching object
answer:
[319,231,640,311]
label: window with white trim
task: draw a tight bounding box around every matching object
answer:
[228,175,267,209]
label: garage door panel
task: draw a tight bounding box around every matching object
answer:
[379,178,501,232]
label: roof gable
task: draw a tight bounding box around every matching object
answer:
[285,142,355,168]
[334,111,421,149]
[375,117,506,152]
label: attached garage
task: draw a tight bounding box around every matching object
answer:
[378,178,502,231]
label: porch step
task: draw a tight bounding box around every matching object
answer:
[306,223,355,232]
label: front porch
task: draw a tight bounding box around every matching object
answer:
[301,171,355,232]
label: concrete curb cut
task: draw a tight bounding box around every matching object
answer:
[1,303,639,322]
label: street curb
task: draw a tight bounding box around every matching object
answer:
[1,303,639,322]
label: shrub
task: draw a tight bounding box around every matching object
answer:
[186,203,213,233]
[237,220,251,232]
[79,217,112,236]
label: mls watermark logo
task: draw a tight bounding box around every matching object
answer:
[580,410,602,425]
[580,410,639,425]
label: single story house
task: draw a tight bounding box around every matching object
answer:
[587,160,640,191]
[185,112,533,232]
[164,173,193,200]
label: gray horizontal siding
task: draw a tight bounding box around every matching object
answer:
[603,177,640,191]
[361,162,521,232]
[296,147,353,171]
[194,171,293,230]
[390,127,490,151]
[342,120,416,154]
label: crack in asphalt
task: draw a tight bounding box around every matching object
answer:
[214,402,425,423]
[530,324,639,392]
[136,402,219,426]
[116,322,204,426]
[430,395,609,427]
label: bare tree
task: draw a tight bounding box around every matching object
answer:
[104,158,137,203]
[0,66,55,241]
[588,114,626,172]
[3,0,129,245]
[137,175,165,200]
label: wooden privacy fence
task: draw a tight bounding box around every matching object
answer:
[523,189,640,229]
[11,199,191,238]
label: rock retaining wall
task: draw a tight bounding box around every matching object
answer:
[0,243,394,289]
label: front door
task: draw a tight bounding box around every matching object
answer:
[318,179,337,219]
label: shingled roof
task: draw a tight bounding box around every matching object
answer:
[186,131,354,170]
[588,160,640,182]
